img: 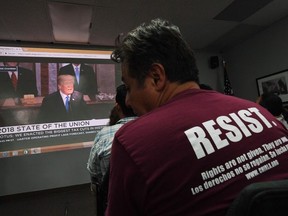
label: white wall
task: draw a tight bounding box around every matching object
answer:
[194,51,223,91]
[222,16,288,102]
[0,148,91,196]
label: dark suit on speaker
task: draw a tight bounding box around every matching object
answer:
[37,90,91,123]
[58,63,98,100]
[0,66,38,99]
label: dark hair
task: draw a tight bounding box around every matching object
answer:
[259,92,283,116]
[111,18,199,86]
[115,84,136,117]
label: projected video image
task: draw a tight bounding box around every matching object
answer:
[0,53,117,158]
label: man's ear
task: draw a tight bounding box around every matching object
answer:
[149,63,166,91]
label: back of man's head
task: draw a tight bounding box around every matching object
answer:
[111,18,199,86]
[259,92,283,116]
[115,84,136,117]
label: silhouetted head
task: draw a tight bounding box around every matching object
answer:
[258,92,283,116]
[115,84,136,117]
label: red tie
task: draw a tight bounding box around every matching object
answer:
[11,72,17,90]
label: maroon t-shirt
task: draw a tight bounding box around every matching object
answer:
[106,89,288,216]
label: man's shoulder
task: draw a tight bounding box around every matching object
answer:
[43,91,60,101]
[80,64,95,76]
[103,122,127,133]
[94,124,123,144]
[81,64,93,70]
[0,72,9,78]
[18,67,34,76]
[60,64,72,69]
[115,116,148,139]
[71,91,83,99]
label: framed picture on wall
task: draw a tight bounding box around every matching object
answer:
[256,69,288,103]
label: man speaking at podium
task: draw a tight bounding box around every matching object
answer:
[59,63,98,101]
[37,74,90,123]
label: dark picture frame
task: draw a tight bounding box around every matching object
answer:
[256,69,288,103]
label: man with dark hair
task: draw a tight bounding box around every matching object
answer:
[87,84,137,216]
[58,63,98,101]
[38,74,90,123]
[107,18,288,216]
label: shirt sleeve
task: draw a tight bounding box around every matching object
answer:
[87,133,103,183]
[105,135,147,216]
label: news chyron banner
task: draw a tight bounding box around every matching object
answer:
[0,119,108,157]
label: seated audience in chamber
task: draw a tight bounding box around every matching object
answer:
[37,74,90,123]
[106,18,288,216]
